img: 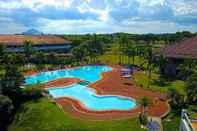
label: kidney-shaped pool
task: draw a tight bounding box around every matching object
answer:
[25,65,136,111]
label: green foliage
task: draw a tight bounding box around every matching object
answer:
[162,112,180,131]
[72,43,89,62]
[133,71,186,94]
[138,96,151,114]
[187,105,197,118]
[24,83,45,96]
[0,44,6,64]
[139,113,148,126]
[1,64,25,109]
[186,73,197,103]
[0,95,14,131]
[1,65,24,93]
[167,88,186,112]
[36,64,45,71]
[71,35,105,64]
[178,59,197,79]
[23,40,34,62]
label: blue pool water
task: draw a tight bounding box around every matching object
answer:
[25,66,136,110]
[48,84,136,110]
[25,65,112,85]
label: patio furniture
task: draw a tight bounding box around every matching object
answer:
[121,67,132,78]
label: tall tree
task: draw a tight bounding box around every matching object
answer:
[167,88,185,111]
[126,43,137,65]
[138,96,151,114]
[178,59,197,79]
[0,44,6,64]
[186,73,197,103]
[1,64,24,95]
[0,95,13,131]
[119,36,128,64]
[147,42,153,88]
[23,40,34,63]
[72,43,89,63]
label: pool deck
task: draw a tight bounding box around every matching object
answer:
[34,65,170,120]
[44,78,80,88]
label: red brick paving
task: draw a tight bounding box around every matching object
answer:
[44,78,80,88]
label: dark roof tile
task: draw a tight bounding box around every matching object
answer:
[161,36,197,59]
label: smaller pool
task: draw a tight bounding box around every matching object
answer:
[48,84,136,111]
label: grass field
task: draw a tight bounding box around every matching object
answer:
[9,98,145,131]
[133,71,186,94]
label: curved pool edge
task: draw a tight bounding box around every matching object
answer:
[48,84,137,112]
[55,96,140,115]
[88,65,114,87]
[24,65,113,85]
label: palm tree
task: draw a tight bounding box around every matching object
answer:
[167,88,186,111]
[167,88,179,104]
[127,43,137,65]
[178,59,197,79]
[23,40,34,64]
[119,36,129,65]
[0,44,5,64]
[72,43,88,63]
[146,42,153,88]
[138,96,151,114]
[186,73,197,103]
[118,38,122,64]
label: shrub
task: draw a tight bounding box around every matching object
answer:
[0,95,13,131]
[23,86,45,100]
[139,113,148,126]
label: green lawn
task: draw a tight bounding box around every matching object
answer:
[98,54,146,67]
[187,105,197,118]
[162,105,197,131]
[99,43,147,67]
[9,98,145,131]
[133,71,186,94]
[162,112,181,131]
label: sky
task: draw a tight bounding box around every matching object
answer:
[0,0,197,34]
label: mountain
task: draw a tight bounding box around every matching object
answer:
[22,29,43,35]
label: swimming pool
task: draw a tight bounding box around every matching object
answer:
[25,65,136,111]
[25,65,112,85]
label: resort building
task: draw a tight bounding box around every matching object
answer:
[160,36,197,78]
[180,110,197,131]
[0,35,72,53]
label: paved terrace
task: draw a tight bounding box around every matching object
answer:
[50,65,169,120]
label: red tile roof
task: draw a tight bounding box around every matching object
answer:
[161,36,197,59]
[0,35,71,46]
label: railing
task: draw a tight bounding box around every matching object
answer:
[180,110,195,131]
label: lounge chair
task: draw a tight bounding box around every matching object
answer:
[122,74,132,78]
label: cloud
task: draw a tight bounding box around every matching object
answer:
[0,0,73,11]
[0,0,197,34]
